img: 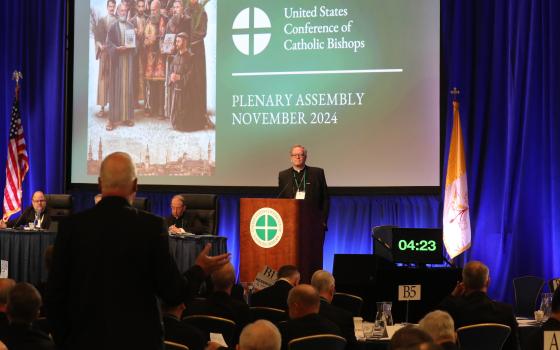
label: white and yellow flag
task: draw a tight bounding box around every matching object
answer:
[443,100,471,259]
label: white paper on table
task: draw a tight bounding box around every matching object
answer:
[353,317,365,340]
[0,260,8,278]
[210,333,228,347]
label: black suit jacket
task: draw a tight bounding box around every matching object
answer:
[250,279,293,311]
[0,323,56,350]
[438,291,520,350]
[278,313,342,350]
[185,291,251,344]
[319,298,355,346]
[163,314,207,350]
[165,213,207,235]
[278,166,329,226]
[46,196,205,350]
[6,206,52,230]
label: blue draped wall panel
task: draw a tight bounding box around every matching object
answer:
[2,0,560,303]
[441,0,560,301]
[0,0,67,205]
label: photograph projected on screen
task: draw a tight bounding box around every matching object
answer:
[71,0,440,187]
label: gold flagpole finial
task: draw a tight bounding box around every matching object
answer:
[450,87,460,101]
[12,70,23,85]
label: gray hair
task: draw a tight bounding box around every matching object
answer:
[290,144,307,156]
[239,320,281,350]
[311,270,335,293]
[418,310,455,343]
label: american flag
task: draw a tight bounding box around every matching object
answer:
[2,92,29,219]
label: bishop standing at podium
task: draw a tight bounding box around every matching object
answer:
[278,144,329,230]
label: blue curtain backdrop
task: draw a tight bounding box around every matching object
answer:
[1,0,560,304]
[0,0,67,202]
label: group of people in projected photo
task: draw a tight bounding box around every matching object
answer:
[91,0,210,132]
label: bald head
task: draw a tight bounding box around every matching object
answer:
[98,152,137,200]
[462,261,489,291]
[287,284,320,319]
[239,320,281,350]
[211,262,236,293]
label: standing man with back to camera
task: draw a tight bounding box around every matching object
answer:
[278,144,329,230]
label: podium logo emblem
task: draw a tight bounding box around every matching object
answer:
[232,7,272,56]
[250,207,283,248]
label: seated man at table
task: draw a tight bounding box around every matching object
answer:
[437,260,519,350]
[251,265,300,310]
[278,284,342,350]
[0,191,52,230]
[184,262,251,344]
[166,195,207,235]
[310,270,355,346]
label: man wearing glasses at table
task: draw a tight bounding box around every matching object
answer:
[0,191,52,230]
[278,144,330,230]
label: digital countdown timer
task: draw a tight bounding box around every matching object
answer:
[392,228,443,264]
[397,239,437,251]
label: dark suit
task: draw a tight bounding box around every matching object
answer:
[250,279,293,311]
[6,206,52,230]
[46,196,205,350]
[163,314,207,350]
[438,291,520,350]
[165,213,207,235]
[278,313,342,350]
[0,323,56,350]
[319,298,355,346]
[278,166,329,226]
[184,291,251,344]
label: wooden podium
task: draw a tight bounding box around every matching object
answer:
[239,198,324,283]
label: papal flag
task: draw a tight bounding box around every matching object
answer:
[443,99,471,259]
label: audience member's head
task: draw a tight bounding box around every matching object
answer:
[277,265,300,286]
[238,319,281,350]
[390,325,434,350]
[99,152,138,203]
[418,310,456,345]
[0,278,16,312]
[211,262,236,294]
[287,284,320,319]
[462,261,489,292]
[6,282,42,325]
[311,269,335,302]
[0,340,6,350]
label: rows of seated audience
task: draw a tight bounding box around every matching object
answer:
[1,257,559,349]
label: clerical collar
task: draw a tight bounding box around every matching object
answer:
[292,166,306,173]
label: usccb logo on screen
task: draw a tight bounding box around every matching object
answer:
[232,7,272,56]
[250,208,283,248]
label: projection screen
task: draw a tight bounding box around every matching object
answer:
[70,0,440,188]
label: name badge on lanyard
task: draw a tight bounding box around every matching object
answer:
[295,191,306,200]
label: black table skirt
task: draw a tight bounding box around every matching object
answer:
[0,229,227,284]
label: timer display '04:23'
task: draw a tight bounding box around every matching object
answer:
[397,239,437,252]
